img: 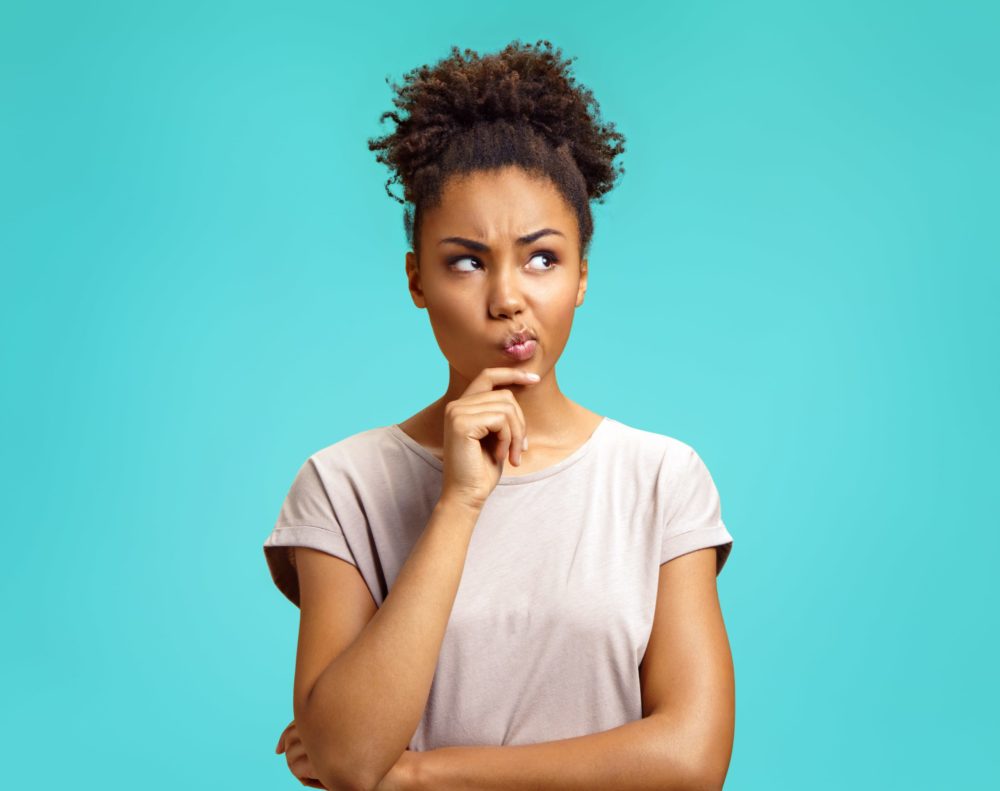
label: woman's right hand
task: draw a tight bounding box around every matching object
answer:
[276,719,326,788]
[440,367,541,509]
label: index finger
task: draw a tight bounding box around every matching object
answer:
[276,721,292,753]
[462,367,541,397]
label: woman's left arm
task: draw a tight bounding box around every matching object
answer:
[416,547,735,791]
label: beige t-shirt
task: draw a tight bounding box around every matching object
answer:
[263,415,734,750]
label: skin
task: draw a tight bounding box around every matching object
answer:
[397,164,605,474]
[278,164,607,787]
[279,164,734,789]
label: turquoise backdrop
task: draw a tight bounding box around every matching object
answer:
[2,1,996,788]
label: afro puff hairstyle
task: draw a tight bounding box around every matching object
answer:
[367,39,626,260]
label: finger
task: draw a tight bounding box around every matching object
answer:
[497,389,528,464]
[286,741,306,765]
[287,747,309,778]
[292,755,313,779]
[454,406,516,462]
[458,382,531,462]
[276,724,291,754]
[294,759,327,788]
[463,367,541,397]
[492,412,512,468]
[458,401,524,466]
[458,385,529,438]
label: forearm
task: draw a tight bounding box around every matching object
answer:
[416,713,710,791]
[297,496,482,791]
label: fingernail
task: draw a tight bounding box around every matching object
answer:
[522,436,528,451]
[525,372,540,381]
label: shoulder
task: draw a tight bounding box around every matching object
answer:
[304,424,398,474]
[601,417,698,471]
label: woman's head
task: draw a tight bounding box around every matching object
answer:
[367,39,626,261]
[401,164,585,384]
[367,40,626,387]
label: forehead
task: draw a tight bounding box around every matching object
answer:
[426,167,575,240]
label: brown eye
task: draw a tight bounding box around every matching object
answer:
[527,252,558,270]
[448,256,482,272]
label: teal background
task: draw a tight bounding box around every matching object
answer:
[2,1,997,788]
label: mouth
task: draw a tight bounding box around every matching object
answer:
[500,329,537,350]
[501,331,538,361]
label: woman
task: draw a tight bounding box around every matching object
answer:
[264,39,735,790]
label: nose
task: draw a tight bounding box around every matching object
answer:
[487,265,524,320]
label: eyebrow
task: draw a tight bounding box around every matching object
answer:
[437,228,565,252]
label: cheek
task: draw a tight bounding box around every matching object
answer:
[535,287,580,327]
[423,278,468,317]
[424,300,480,356]
[429,299,475,335]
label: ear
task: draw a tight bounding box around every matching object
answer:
[406,251,426,308]
[575,257,588,307]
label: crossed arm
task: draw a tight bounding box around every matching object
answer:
[279,546,734,790]
[412,712,718,790]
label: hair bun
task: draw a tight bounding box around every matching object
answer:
[371,40,624,202]
[368,39,626,255]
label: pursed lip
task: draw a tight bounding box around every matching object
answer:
[500,328,538,349]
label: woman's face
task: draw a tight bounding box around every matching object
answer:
[405,166,588,383]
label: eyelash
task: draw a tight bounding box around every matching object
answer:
[447,251,560,272]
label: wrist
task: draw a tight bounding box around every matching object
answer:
[409,748,443,791]
[436,493,485,517]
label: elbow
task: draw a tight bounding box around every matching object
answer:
[308,749,379,791]
[311,747,399,791]
[294,709,376,791]
[661,722,730,791]
[683,747,731,791]
[311,759,373,791]
[313,773,367,791]
[312,741,406,791]
[685,769,726,791]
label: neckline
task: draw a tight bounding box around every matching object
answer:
[386,416,612,485]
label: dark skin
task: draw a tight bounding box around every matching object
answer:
[277,164,605,787]
[397,164,604,474]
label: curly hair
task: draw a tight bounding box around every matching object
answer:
[367,39,626,259]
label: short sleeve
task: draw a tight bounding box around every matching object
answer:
[263,456,359,608]
[660,447,734,575]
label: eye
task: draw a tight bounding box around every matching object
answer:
[447,256,483,272]
[527,251,559,271]
[446,252,559,273]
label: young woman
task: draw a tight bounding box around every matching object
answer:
[264,40,735,791]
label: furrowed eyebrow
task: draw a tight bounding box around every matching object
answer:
[437,228,565,252]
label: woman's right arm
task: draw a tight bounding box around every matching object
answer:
[293,496,482,791]
[293,367,539,791]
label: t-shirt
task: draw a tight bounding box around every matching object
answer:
[262,415,734,751]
